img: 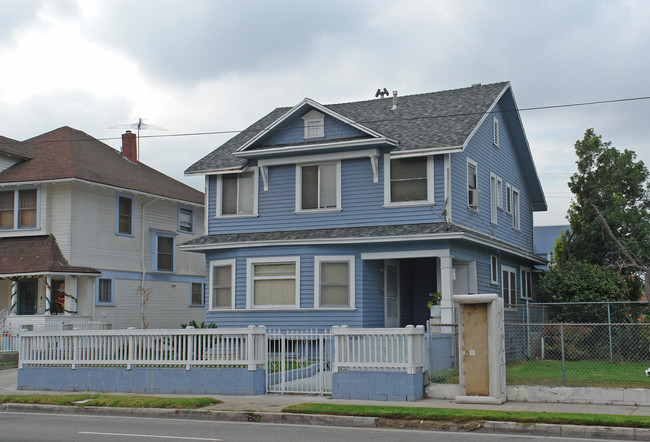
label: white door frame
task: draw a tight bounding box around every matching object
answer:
[384,260,400,328]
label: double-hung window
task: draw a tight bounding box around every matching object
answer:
[314,256,355,308]
[385,155,434,205]
[97,278,113,304]
[191,282,204,306]
[490,173,499,224]
[490,255,499,285]
[297,163,339,211]
[247,257,299,309]
[210,260,235,309]
[0,188,38,230]
[117,194,133,235]
[502,265,517,305]
[467,158,479,208]
[178,207,194,233]
[512,187,520,230]
[155,233,175,272]
[218,170,257,216]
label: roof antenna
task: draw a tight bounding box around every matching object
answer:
[109,118,167,160]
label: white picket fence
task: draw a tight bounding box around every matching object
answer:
[332,325,425,374]
[19,326,267,370]
[1,331,20,353]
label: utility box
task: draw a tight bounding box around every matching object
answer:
[453,294,506,404]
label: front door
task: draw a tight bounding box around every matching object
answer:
[384,260,400,327]
[18,279,37,315]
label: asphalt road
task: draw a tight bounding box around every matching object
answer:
[0,411,615,442]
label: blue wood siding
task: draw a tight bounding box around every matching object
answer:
[208,155,446,234]
[255,112,367,147]
[450,101,534,251]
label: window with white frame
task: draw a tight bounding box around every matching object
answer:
[191,282,204,306]
[301,110,325,139]
[178,207,194,233]
[247,257,299,308]
[210,260,234,309]
[520,267,532,299]
[490,255,499,285]
[506,183,512,214]
[314,256,355,308]
[218,170,257,216]
[155,233,175,272]
[386,156,434,204]
[297,163,339,211]
[117,194,133,235]
[0,187,38,230]
[490,173,499,224]
[97,278,113,304]
[512,188,520,230]
[502,265,517,305]
[496,177,503,210]
[493,116,500,147]
[467,158,479,208]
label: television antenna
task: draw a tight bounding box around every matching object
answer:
[109,118,167,160]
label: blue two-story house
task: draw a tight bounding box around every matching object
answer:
[182,82,547,330]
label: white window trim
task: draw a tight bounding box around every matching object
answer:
[520,266,532,300]
[512,187,521,231]
[496,177,503,210]
[116,193,134,236]
[246,256,300,309]
[295,161,342,213]
[178,205,194,234]
[209,259,236,310]
[301,109,325,139]
[490,173,498,225]
[502,265,517,306]
[490,255,499,285]
[314,255,355,309]
[216,168,259,218]
[466,158,478,210]
[0,185,41,231]
[190,282,204,306]
[383,154,435,207]
[493,116,500,147]
[96,278,114,306]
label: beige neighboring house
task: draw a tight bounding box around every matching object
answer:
[0,127,206,329]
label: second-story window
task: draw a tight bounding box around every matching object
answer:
[467,159,479,209]
[512,188,521,230]
[297,163,340,211]
[156,234,175,272]
[178,207,194,233]
[218,170,257,217]
[0,188,38,230]
[384,155,434,205]
[116,194,133,235]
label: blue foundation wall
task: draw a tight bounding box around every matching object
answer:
[332,370,424,401]
[17,366,266,395]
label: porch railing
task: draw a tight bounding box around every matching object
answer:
[1,331,19,353]
[331,325,425,374]
[19,326,266,371]
[3,316,109,333]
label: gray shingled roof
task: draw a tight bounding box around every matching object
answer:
[186,82,509,174]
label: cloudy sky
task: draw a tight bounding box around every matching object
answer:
[1,0,648,226]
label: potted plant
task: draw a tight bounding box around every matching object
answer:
[427,292,442,317]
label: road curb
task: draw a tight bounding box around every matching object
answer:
[1,403,378,428]
[482,420,650,440]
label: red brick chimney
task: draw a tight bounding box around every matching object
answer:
[121,131,138,162]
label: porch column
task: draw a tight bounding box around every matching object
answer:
[10,279,17,314]
[45,274,52,315]
[439,256,454,327]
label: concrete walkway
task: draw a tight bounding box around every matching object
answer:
[3,367,650,439]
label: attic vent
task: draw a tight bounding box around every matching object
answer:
[301,110,324,139]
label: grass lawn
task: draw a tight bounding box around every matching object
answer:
[0,394,220,409]
[433,360,650,388]
[283,403,650,429]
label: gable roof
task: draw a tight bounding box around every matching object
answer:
[0,136,34,160]
[186,82,510,174]
[0,235,100,277]
[0,126,203,205]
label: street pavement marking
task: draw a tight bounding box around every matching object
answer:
[79,432,222,441]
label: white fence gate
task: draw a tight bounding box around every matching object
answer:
[266,329,333,395]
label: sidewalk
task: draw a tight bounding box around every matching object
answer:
[3,367,650,439]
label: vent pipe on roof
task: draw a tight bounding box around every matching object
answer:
[391,91,398,110]
[122,131,138,162]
